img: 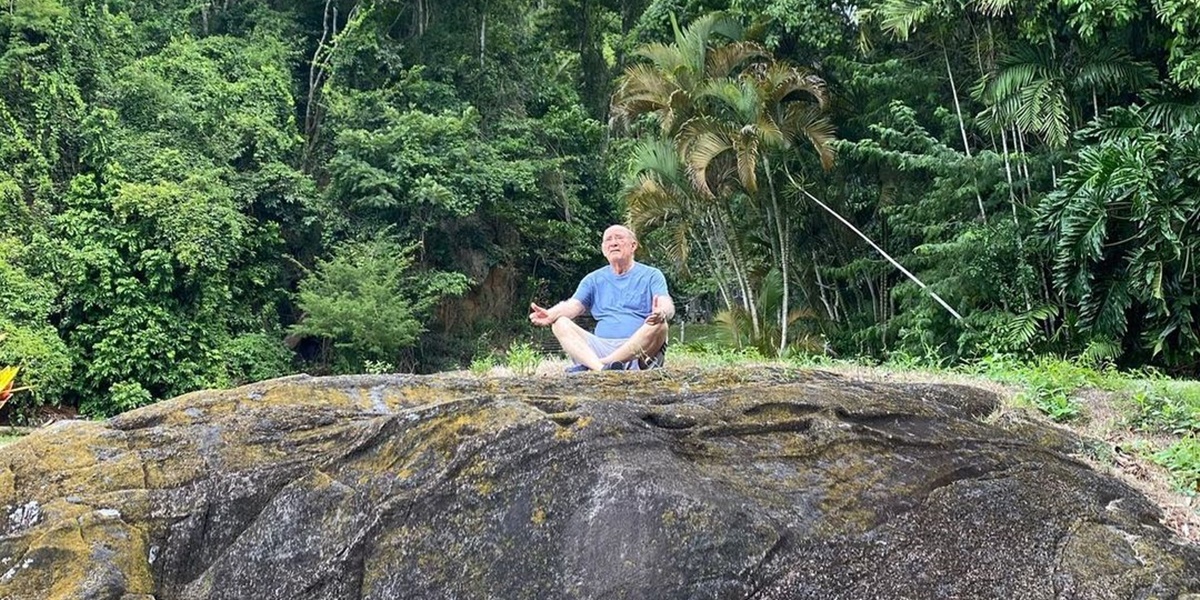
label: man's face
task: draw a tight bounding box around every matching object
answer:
[602,227,637,264]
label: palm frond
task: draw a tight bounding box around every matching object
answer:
[695,77,753,120]
[755,113,786,148]
[1141,90,1200,130]
[627,138,685,182]
[1003,304,1059,347]
[1080,337,1121,364]
[1086,105,1146,142]
[636,43,687,74]
[1074,46,1155,92]
[756,62,829,110]
[735,135,760,193]
[681,125,735,198]
[782,104,837,169]
[872,0,938,41]
[685,11,743,47]
[971,0,1015,16]
[626,176,689,230]
[707,41,766,80]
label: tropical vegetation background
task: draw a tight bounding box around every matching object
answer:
[2,0,1199,436]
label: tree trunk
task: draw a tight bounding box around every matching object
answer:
[1016,127,1032,200]
[765,161,788,356]
[479,9,487,67]
[702,214,736,314]
[1001,122,1017,211]
[716,206,761,337]
[812,250,837,321]
[944,46,986,220]
[303,0,339,173]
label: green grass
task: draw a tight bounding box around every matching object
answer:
[1152,436,1200,493]
[961,354,1120,423]
[0,434,23,447]
[671,322,726,347]
[1127,380,1200,435]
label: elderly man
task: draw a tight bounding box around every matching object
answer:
[529,225,674,371]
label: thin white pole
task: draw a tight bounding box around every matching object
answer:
[786,174,964,321]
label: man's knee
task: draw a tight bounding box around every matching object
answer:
[643,321,668,340]
[551,316,576,337]
[632,322,667,353]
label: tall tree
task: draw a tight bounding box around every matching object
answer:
[615,12,836,353]
[614,12,769,336]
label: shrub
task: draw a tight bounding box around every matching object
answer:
[506,342,541,376]
[362,360,393,375]
[469,353,498,375]
[966,355,1109,423]
[218,333,295,386]
[85,381,155,418]
[0,324,70,419]
[291,238,469,373]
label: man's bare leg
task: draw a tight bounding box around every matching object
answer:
[551,317,606,371]
[598,322,668,367]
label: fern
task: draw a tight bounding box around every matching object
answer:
[1004,305,1059,348]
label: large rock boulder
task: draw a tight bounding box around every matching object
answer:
[0,369,1196,599]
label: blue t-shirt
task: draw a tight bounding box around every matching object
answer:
[572,262,669,339]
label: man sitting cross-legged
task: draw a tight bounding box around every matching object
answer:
[529,225,674,371]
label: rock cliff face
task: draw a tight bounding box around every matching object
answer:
[0,369,1197,599]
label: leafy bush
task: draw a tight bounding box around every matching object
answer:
[469,353,498,375]
[217,333,295,386]
[291,238,470,374]
[505,342,541,376]
[966,355,1112,422]
[0,239,72,417]
[0,324,70,419]
[84,381,155,418]
[885,343,951,370]
[362,360,393,375]
[1021,385,1082,422]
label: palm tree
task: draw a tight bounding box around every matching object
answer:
[613,12,769,337]
[614,13,841,355]
[680,61,835,354]
[623,138,754,318]
[611,12,764,138]
[977,42,1155,149]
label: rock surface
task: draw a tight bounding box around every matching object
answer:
[0,368,1197,599]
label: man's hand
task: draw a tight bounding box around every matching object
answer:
[645,296,671,326]
[529,302,555,327]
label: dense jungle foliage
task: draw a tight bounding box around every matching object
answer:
[1,0,1199,418]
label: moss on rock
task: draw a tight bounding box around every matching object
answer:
[0,369,1195,599]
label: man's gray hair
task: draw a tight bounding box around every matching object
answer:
[605,224,638,243]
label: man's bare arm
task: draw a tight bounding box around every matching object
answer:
[646,295,675,325]
[529,299,586,327]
